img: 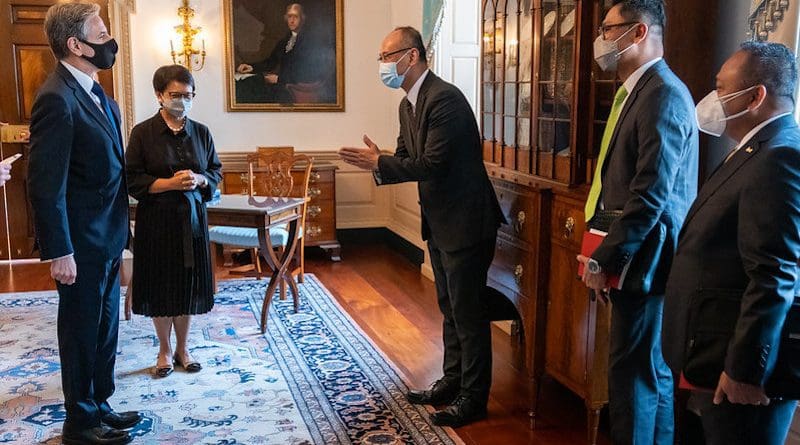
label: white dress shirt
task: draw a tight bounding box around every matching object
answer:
[60,60,103,111]
[406,69,430,113]
[619,57,662,112]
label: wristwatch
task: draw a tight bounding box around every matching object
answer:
[587,258,602,274]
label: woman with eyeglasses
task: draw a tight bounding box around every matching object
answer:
[126,64,222,378]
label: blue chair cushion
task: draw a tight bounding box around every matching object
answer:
[208,225,302,249]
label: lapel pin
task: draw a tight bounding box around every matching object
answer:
[745,146,753,153]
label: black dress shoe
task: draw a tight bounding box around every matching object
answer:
[101,411,142,430]
[430,395,488,427]
[62,425,132,445]
[405,378,459,405]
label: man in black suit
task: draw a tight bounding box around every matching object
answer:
[339,26,504,427]
[576,1,698,443]
[27,2,139,444]
[235,3,319,103]
[663,42,800,445]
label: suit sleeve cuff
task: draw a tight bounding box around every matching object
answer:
[41,253,74,263]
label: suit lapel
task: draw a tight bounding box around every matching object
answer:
[680,115,795,231]
[57,64,123,161]
[604,60,665,168]
[407,73,437,157]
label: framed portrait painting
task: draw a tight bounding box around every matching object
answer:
[223,0,344,111]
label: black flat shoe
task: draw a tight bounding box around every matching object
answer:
[62,425,132,445]
[405,378,459,405]
[430,394,488,428]
[174,354,202,373]
[101,410,142,430]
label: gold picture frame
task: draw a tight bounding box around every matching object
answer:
[223,0,344,112]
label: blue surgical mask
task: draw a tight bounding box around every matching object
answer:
[163,97,192,119]
[379,50,412,89]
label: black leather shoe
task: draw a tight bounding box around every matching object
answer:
[405,378,459,405]
[101,411,142,430]
[62,425,132,445]
[430,395,488,427]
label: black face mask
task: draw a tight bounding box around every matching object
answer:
[79,38,118,70]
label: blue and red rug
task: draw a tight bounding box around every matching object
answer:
[0,276,460,444]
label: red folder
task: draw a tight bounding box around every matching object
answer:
[678,372,714,393]
[577,229,623,289]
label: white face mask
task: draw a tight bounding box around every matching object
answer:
[379,50,412,89]
[162,97,193,119]
[593,25,638,72]
[695,86,758,137]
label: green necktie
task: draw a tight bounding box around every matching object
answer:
[585,86,629,222]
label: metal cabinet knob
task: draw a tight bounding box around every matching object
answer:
[307,225,322,237]
[308,187,322,198]
[563,216,575,239]
[514,264,524,285]
[514,210,526,234]
[310,171,321,183]
[307,205,322,218]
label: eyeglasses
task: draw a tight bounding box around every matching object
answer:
[166,91,196,100]
[597,22,638,38]
[377,47,413,62]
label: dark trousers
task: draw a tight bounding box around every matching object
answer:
[608,290,674,444]
[428,236,496,405]
[691,392,797,445]
[56,256,121,431]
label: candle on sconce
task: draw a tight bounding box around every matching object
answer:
[169,39,174,54]
[202,39,205,53]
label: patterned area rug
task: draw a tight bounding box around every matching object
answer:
[0,276,460,445]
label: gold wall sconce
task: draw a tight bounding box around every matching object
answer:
[170,0,205,71]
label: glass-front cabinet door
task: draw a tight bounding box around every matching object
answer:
[482,0,592,185]
[587,0,623,184]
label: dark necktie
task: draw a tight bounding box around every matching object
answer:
[91,81,122,150]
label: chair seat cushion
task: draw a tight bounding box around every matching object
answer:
[209,225,303,248]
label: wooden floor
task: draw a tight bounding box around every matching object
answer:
[0,242,611,445]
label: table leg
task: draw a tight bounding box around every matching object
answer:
[258,218,302,333]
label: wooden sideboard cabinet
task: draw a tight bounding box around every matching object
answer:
[218,153,341,261]
[545,192,610,443]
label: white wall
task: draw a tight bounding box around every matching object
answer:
[129,0,397,152]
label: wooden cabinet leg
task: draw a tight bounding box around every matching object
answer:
[586,404,602,445]
[529,376,542,430]
[320,242,341,261]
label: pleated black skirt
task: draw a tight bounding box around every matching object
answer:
[131,198,214,317]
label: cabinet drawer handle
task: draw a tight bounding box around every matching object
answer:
[514,264,524,285]
[306,225,322,237]
[239,173,249,195]
[310,171,321,183]
[308,187,322,198]
[563,216,575,239]
[514,210,526,234]
[307,205,322,218]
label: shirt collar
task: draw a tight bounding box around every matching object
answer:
[734,112,793,152]
[154,110,193,137]
[622,57,662,94]
[60,60,95,97]
[407,69,430,109]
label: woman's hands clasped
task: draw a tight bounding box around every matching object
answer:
[169,169,207,191]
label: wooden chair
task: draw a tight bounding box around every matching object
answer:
[209,149,312,307]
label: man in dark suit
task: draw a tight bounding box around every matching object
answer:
[576,1,698,443]
[235,3,319,103]
[663,42,800,445]
[339,26,504,427]
[27,2,139,444]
